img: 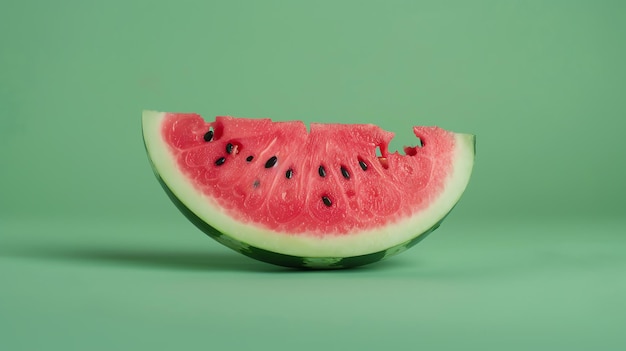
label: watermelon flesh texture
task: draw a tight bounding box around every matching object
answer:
[142,111,475,269]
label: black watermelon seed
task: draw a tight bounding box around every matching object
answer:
[341,166,350,179]
[322,196,332,207]
[265,156,278,168]
[246,156,254,162]
[226,143,233,154]
[253,179,260,188]
[359,160,368,171]
[203,130,214,142]
[215,157,226,166]
[286,169,293,179]
[318,165,326,177]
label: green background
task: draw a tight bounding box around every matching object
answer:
[1,1,625,350]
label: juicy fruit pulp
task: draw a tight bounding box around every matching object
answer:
[163,115,454,234]
[142,111,475,269]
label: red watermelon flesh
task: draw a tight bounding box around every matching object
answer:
[162,113,457,236]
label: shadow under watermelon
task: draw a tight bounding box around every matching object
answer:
[0,245,413,273]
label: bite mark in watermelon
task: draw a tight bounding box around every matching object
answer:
[142,111,475,269]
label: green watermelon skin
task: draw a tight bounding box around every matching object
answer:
[153,170,445,269]
[142,111,475,269]
[145,134,469,269]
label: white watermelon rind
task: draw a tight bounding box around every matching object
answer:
[142,111,475,269]
[151,168,447,269]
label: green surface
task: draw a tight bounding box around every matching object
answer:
[1,0,625,350]
[2,219,625,350]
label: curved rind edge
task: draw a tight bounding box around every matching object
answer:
[141,110,475,268]
[153,171,445,269]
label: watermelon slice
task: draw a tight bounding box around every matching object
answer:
[142,111,475,269]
